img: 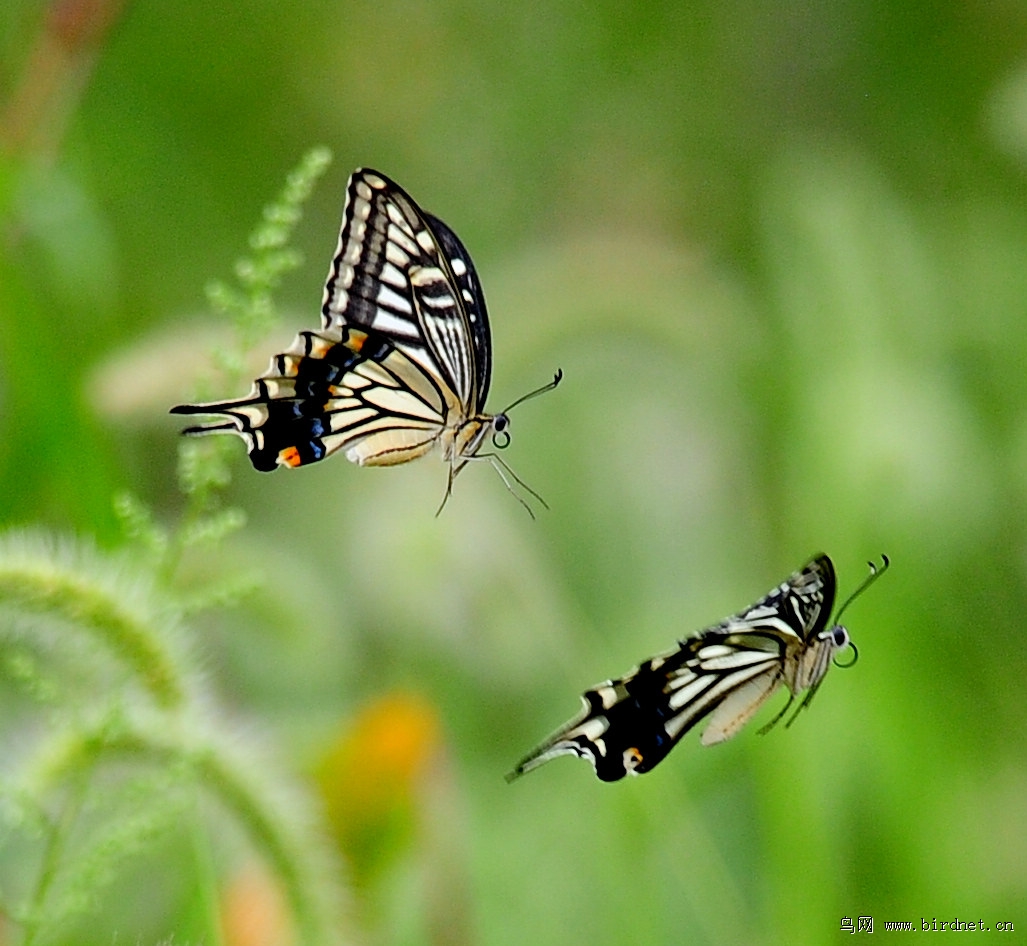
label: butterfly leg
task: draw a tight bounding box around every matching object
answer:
[757,688,794,736]
[434,458,462,518]
[783,679,824,729]
[435,453,547,519]
[476,451,551,519]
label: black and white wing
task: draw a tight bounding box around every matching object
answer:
[171,169,491,471]
[324,170,491,412]
[508,555,837,782]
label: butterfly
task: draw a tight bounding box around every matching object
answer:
[171,168,561,514]
[508,553,889,782]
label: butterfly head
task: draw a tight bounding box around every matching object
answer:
[821,622,858,669]
[490,413,512,449]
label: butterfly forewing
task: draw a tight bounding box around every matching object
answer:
[424,212,491,408]
[508,555,840,782]
[322,171,489,413]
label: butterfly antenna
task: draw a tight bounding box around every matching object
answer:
[833,554,890,625]
[501,369,563,415]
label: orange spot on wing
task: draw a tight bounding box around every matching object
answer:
[346,328,368,352]
[278,446,303,467]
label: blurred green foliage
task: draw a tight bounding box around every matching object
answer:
[2,1,1026,944]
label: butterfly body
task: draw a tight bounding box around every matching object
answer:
[509,554,876,782]
[172,169,558,506]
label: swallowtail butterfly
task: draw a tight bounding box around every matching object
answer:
[172,168,561,514]
[508,553,888,782]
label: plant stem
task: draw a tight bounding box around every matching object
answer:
[21,757,94,946]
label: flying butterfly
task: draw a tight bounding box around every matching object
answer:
[171,168,562,515]
[508,553,889,782]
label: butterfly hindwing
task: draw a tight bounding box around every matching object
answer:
[508,555,840,782]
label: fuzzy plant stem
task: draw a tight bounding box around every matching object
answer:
[0,554,187,709]
[162,145,334,582]
[20,761,94,946]
[27,719,348,946]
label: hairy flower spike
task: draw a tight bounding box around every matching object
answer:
[0,150,351,946]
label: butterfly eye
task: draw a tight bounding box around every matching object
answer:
[831,625,849,648]
[492,414,511,449]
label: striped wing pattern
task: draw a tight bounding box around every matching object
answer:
[171,169,491,472]
[323,172,491,411]
[508,555,839,782]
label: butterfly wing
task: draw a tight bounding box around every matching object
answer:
[172,168,490,471]
[172,326,452,470]
[508,555,837,781]
[322,170,491,413]
[733,553,836,645]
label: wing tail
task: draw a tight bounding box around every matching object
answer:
[506,709,608,782]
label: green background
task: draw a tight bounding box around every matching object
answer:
[2,1,1025,943]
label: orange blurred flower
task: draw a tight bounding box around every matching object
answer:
[315,692,443,883]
